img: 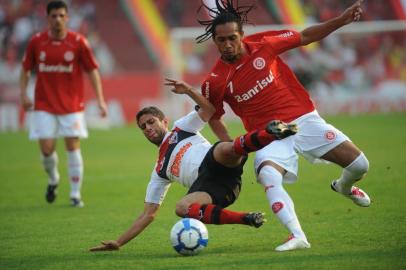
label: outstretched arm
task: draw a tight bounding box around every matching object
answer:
[165,78,216,122]
[89,203,159,251]
[301,0,363,46]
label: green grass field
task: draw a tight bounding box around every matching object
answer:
[1,113,406,270]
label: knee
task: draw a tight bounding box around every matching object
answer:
[257,164,284,188]
[175,201,189,217]
[348,152,369,176]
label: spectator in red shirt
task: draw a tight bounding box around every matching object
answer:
[19,0,107,208]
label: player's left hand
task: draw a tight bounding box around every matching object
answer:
[340,0,363,25]
[165,78,193,95]
[98,100,108,118]
[89,240,120,252]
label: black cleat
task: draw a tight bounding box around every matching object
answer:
[242,212,266,228]
[45,184,58,203]
[266,120,298,139]
[70,198,84,208]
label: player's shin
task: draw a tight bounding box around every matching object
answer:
[259,166,307,241]
[233,130,276,155]
[187,203,246,225]
[41,152,60,185]
[334,152,369,194]
[67,149,83,199]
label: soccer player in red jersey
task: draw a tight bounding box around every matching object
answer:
[20,1,107,207]
[89,79,297,252]
[196,0,371,251]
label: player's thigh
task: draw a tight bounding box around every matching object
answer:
[254,137,298,183]
[29,111,58,140]
[321,141,361,167]
[57,112,88,139]
[39,139,57,155]
[212,141,242,168]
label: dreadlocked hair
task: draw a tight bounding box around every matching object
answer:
[196,0,254,43]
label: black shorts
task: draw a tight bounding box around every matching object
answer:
[187,142,246,208]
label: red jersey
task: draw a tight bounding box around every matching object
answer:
[22,31,99,114]
[201,30,315,131]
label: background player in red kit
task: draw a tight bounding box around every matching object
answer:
[20,0,107,207]
[197,0,371,251]
[89,78,297,251]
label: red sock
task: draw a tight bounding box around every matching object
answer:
[187,203,203,220]
[187,203,247,225]
[218,208,246,224]
[233,130,276,155]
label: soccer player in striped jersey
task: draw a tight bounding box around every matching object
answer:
[89,78,297,251]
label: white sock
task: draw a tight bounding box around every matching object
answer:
[259,166,307,240]
[67,149,83,199]
[41,152,60,185]
[335,152,369,194]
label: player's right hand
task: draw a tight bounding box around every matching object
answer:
[97,100,108,118]
[164,78,193,95]
[20,95,34,111]
[89,240,120,252]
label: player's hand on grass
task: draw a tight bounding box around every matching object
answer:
[165,78,193,95]
[340,0,363,25]
[89,240,120,252]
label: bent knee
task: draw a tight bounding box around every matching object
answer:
[347,153,369,179]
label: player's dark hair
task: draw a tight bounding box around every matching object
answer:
[136,106,166,124]
[47,0,68,15]
[196,0,254,43]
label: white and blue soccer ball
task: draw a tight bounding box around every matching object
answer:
[170,218,209,256]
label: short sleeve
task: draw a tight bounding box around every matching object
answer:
[79,35,99,71]
[22,37,36,71]
[173,111,205,133]
[144,170,171,205]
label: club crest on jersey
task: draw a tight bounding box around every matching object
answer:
[253,57,266,70]
[64,51,74,62]
[169,131,178,144]
[39,51,46,61]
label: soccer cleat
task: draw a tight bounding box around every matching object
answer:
[275,235,311,252]
[331,180,371,207]
[45,184,58,203]
[242,212,266,228]
[70,198,84,208]
[266,120,298,139]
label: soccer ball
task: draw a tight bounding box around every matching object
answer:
[170,218,209,256]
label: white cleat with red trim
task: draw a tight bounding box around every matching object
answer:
[275,235,311,252]
[331,180,371,207]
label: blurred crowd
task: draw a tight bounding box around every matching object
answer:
[0,0,405,113]
[0,0,113,91]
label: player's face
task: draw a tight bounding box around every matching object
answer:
[137,114,169,146]
[47,8,69,33]
[213,22,244,63]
